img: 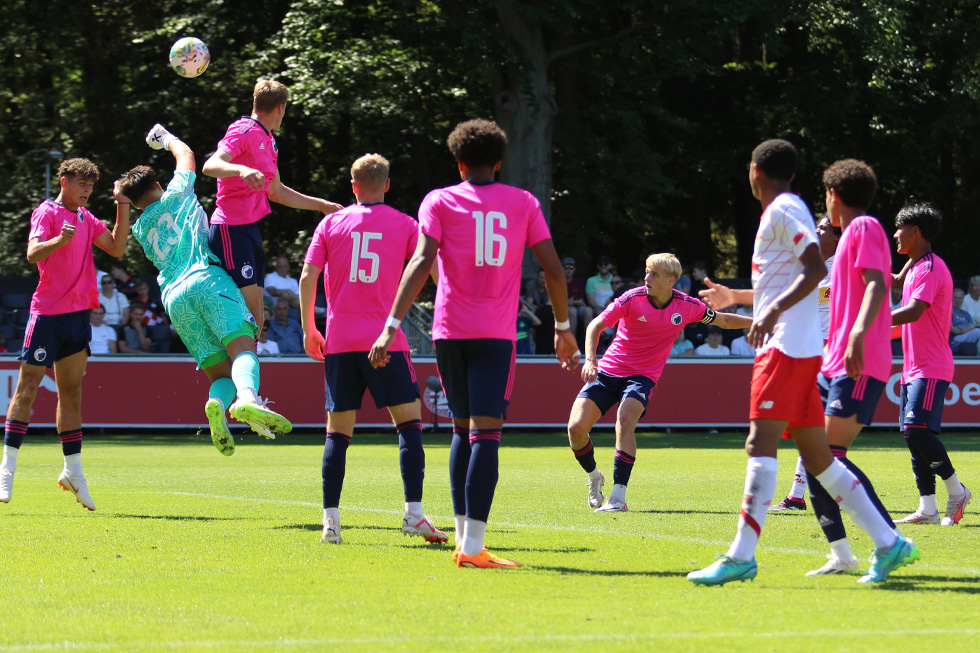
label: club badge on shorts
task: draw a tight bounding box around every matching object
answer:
[241,264,254,280]
[34,348,47,363]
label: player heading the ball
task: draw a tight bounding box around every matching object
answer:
[203,79,342,333]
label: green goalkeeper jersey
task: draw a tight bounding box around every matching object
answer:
[131,170,220,304]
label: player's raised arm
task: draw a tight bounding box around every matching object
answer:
[267,170,342,215]
[147,123,195,172]
[298,262,326,361]
[369,234,437,368]
[698,277,753,311]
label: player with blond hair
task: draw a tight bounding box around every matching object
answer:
[202,79,342,333]
[299,153,447,546]
[568,253,751,512]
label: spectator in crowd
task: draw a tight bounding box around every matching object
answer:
[109,262,138,299]
[611,274,629,300]
[255,323,280,356]
[729,327,756,356]
[265,256,301,309]
[98,274,129,326]
[962,276,980,326]
[890,284,904,312]
[690,261,709,297]
[695,325,730,355]
[526,269,555,355]
[117,305,151,353]
[585,255,615,314]
[670,329,694,356]
[88,304,117,354]
[516,301,541,354]
[267,297,303,354]
[0,330,8,354]
[673,267,692,294]
[132,278,166,325]
[950,287,980,354]
[563,258,592,344]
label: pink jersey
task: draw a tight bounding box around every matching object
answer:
[420,181,551,341]
[598,287,711,382]
[210,117,278,225]
[28,200,108,315]
[305,203,418,353]
[751,193,823,358]
[822,216,893,381]
[901,252,953,383]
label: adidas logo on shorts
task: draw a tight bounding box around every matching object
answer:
[829,399,843,410]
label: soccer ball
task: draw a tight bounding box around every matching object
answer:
[169,37,210,78]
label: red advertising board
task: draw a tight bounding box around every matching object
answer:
[2,356,980,429]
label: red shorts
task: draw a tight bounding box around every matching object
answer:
[750,348,823,429]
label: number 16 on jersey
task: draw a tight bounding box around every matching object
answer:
[473,211,507,267]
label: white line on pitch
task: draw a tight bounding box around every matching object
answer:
[108,490,980,576]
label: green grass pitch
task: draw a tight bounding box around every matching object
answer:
[1,429,978,652]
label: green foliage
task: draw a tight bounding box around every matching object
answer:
[3,1,980,280]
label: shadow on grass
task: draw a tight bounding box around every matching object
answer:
[106,512,244,522]
[529,565,689,578]
[860,574,980,593]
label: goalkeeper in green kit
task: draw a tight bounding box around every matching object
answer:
[116,124,292,454]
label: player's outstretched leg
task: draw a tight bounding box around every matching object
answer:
[0,420,28,503]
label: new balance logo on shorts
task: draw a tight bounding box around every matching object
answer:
[759,400,774,409]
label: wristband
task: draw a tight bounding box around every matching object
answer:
[385,316,401,330]
[554,319,571,331]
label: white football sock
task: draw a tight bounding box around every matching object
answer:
[454,514,466,546]
[789,456,808,500]
[943,473,964,498]
[919,494,938,515]
[830,537,854,562]
[461,518,487,556]
[2,445,18,468]
[405,501,423,518]
[727,456,777,562]
[588,468,603,481]
[610,483,627,503]
[64,453,82,475]
[323,507,340,525]
[816,459,896,550]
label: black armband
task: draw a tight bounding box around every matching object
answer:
[699,308,716,325]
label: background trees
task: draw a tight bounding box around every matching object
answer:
[2,0,979,280]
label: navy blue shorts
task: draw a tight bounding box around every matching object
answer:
[900,378,949,435]
[820,374,886,426]
[577,371,655,417]
[324,350,420,413]
[21,310,91,367]
[208,222,266,288]
[434,339,515,420]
